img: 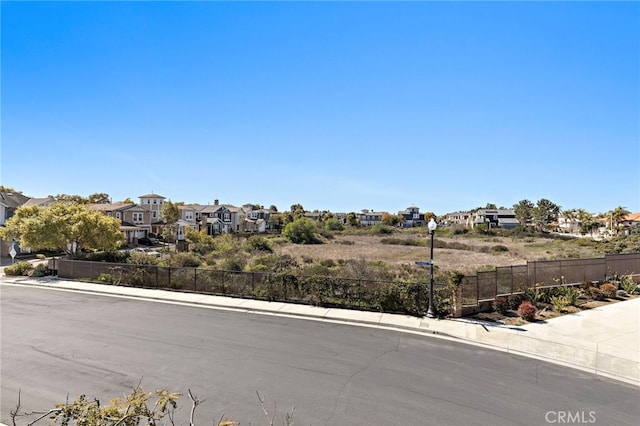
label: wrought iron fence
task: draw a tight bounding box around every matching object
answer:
[49,252,640,313]
[460,253,640,306]
[51,258,449,316]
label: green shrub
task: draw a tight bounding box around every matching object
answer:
[551,295,568,312]
[31,263,51,277]
[4,261,34,276]
[518,301,537,321]
[555,286,581,306]
[490,245,509,254]
[619,276,638,294]
[522,286,542,305]
[128,252,159,265]
[244,235,273,253]
[165,252,202,268]
[324,217,344,231]
[282,218,321,244]
[369,224,394,235]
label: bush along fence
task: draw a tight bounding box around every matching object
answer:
[460,252,640,314]
[49,258,453,317]
[47,252,639,318]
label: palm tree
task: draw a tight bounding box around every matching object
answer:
[561,209,577,234]
[610,206,630,234]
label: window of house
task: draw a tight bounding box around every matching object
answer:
[152,211,157,219]
[133,213,143,223]
[185,212,193,220]
[223,212,231,222]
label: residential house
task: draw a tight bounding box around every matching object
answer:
[444,211,472,227]
[471,209,520,229]
[86,202,150,244]
[196,200,243,235]
[358,209,384,227]
[398,206,426,227]
[619,213,640,235]
[0,192,55,256]
[242,204,273,233]
[138,193,166,235]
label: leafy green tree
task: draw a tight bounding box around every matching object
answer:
[324,217,344,231]
[346,212,359,226]
[0,202,124,257]
[532,199,560,232]
[513,199,534,228]
[290,204,305,220]
[87,193,111,204]
[53,194,88,204]
[160,200,180,242]
[282,217,320,244]
[269,205,278,212]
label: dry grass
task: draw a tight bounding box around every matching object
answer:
[274,232,602,275]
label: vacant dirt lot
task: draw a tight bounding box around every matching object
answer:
[275,233,601,274]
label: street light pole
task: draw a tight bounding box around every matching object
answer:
[427,218,437,318]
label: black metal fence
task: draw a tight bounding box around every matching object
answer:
[51,258,450,315]
[461,253,640,306]
[49,252,640,314]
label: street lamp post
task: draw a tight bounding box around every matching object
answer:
[427,218,437,318]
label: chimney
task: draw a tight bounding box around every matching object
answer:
[214,199,219,206]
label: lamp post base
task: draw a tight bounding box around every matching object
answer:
[426,309,437,319]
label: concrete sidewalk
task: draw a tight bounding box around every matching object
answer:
[2,275,639,387]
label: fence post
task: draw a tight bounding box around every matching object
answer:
[194,268,197,292]
[168,266,171,289]
[452,282,463,318]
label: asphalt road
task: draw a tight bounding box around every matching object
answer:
[1,285,638,426]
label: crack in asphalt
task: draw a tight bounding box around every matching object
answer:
[325,335,400,425]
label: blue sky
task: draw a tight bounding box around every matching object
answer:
[2,1,638,215]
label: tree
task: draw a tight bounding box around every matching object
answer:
[54,194,88,204]
[87,193,111,204]
[561,208,578,234]
[0,202,124,257]
[513,199,534,228]
[324,217,344,231]
[269,205,278,212]
[0,185,19,192]
[160,200,180,242]
[532,199,560,232]
[282,218,320,244]
[381,212,398,226]
[610,206,630,233]
[346,212,359,227]
[290,204,305,220]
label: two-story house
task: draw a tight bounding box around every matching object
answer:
[138,193,166,235]
[358,209,384,226]
[242,204,272,233]
[398,206,426,227]
[444,211,472,226]
[196,200,243,235]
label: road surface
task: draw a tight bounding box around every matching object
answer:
[1,284,638,425]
